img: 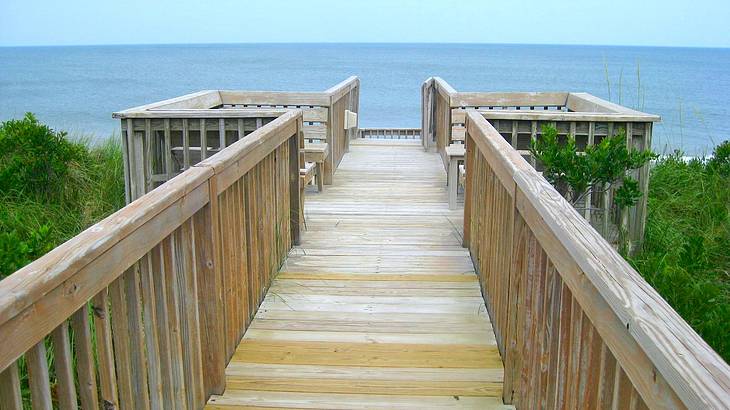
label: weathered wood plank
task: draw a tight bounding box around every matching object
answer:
[50,322,77,410]
[71,305,100,409]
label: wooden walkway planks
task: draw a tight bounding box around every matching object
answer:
[206,139,507,409]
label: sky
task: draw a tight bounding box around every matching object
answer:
[1,0,729,48]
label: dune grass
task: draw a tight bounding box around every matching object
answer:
[0,114,125,279]
[629,143,730,362]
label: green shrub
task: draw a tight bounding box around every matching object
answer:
[0,115,124,279]
[0,113,90,201]
[0,224,54,274]
[530,125,655,206]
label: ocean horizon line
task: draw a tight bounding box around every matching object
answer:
[2,41,729,50]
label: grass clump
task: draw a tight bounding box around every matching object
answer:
[630,141,730,362]
[0,113,125,279]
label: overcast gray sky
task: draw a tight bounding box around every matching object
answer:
[1,0,728,48]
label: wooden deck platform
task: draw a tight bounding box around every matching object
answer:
[206,139,507,409]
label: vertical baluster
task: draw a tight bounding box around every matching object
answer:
[511,120,518,147]
[164,118,173,181]
[231,180,244,334]
[71,304,100,409]
[51,321,77,410]
[219,188,235,355]
[178,220,206,406]
[121,120,132,203]
[219,118,226,150]
[144,119,153,192]
[91,288,119,408]
[26,341,52,410]
[182,118,190,170]
[139,254,164,408]
[0,361,22,410]
[193,197,226,395]
[597,342,617,408]
[530,121,537,168]
[151,244,176,406]
[164,235,188,408]
[110,274,135,409]
[200,119,208,160]
[124,266,150,409]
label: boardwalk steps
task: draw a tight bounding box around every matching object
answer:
[206,139,508,408]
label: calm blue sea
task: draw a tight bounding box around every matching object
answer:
[1,43,729,155]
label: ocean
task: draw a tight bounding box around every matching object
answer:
[1,43,728,155]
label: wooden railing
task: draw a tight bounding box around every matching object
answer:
[0,111,303,409]
[421,77,456,164]
[114,77,359,200]
[358,128,421,139]
[325,77,360,172]
[463,111,730,409]
[424,77,659,251]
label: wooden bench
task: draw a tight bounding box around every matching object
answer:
[300,162,316,187]
[446,143,465,210]
[304,142,329,192]
[299,162,317,224]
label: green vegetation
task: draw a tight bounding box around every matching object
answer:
[530,125,655,252]
[0,113,125,279]
[530,125,729,361]
[530,125,655,206]
[630,141,730,362]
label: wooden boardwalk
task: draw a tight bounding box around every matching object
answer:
[206,139,507,409]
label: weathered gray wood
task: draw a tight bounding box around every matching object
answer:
[0,362,22,410]
[183,118,191,169]
[139,254,164,408]
[219,118,226,150]
[193,198,226,395]
[455,92,568,108]
[51,321,77,410]
[26,341,52,410]
[465,110,730,409]
[218,91,329,106]
[200,118,208,161]
[91,288,119,408]
[113,90,222,117]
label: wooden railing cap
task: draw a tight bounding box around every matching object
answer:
[430,77,660,121]
[0,166,213,328]
[113,90,222,118]
[466,111,730,408]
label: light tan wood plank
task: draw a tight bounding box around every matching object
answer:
[233,340,501,369]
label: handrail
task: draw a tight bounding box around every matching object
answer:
[325,75,360,102]
[325,76,360,170]
[0,111,303,409]
[112,108,291,119]
[463,110,730,408]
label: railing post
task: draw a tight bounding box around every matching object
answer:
[462,132,473,248]
[502,186,525,406]
[289,118,303,246]
[194,178,226,396]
